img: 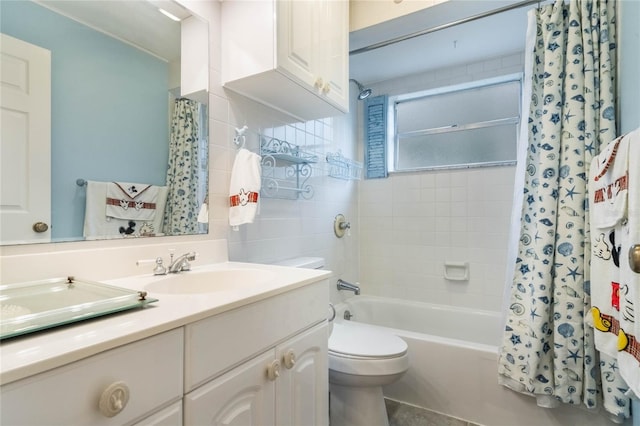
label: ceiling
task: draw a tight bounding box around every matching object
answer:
[349,0,532,84]
[36,0,530,86]
[35,0,188,62]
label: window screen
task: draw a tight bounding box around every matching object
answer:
[390,75,521,171]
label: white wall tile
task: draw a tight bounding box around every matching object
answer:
[209,6,522,315]
[359,52,523,313]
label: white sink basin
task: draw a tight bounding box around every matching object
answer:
[144,268,275,295]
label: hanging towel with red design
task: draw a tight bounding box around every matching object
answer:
[589,127,640,398]
[105,181,161,221]
[229,148,261,227]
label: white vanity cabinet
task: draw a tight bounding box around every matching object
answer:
[185,323,328,426]
[0,271,330,426]
[221,0,349,121]
[184,281,329,426]
[0,329,184,426]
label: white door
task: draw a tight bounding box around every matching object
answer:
[0,33,52,244]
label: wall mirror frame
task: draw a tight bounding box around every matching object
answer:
[0,0,209,247]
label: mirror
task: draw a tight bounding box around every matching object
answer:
[0,0,208,246]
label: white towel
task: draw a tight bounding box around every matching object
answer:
[105,182,161,221]
[229,148,261,227]
[197,202,209,223]
[590,135,629,228]
[589,216,622,356]
[83,181,168,239]
[589,133,629,357]
[589,128,640,398]
[616,128,640,398]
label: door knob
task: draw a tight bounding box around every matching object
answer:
[32,222,49,233]
[630,244,640,273]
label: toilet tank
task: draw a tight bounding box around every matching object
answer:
[274,257,325,270]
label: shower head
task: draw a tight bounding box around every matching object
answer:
[349,79,372,100]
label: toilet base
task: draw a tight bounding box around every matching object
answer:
[330,383,389,426]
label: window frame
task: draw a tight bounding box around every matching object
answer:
[387,73,523,173]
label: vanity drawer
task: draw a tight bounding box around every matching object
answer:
[184,279,328,391]
[0,328,184,426]
[133,400,183,426]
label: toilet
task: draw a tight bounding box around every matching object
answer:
[275,257,409,426]
[328,322,408,426]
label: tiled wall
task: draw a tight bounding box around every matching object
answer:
[189,0,522,310]
[358,52,524,312]
[196,0,360,302]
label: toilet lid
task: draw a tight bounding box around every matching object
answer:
[329,322,407,358]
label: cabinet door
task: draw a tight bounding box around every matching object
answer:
[277,323,329,426]
[185,350,276,426]
[319,0,349,110]
[277,0,318,90]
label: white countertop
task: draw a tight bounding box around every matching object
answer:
[0,262,330,385]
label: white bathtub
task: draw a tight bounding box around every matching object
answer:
[334,296,619,426]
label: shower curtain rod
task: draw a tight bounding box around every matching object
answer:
[349,0,541,56]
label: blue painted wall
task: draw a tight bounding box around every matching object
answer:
[1,1,169,240]
[619,0,640,135]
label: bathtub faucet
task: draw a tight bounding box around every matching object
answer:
[337,279,360,295]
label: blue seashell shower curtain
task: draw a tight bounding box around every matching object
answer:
[163,98,201,235]
[497,0,631,419]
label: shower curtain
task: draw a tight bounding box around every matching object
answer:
[497,0,631,419]
[163,98,201,235]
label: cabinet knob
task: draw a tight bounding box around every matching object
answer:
[283,349,296,369]
[99,381,130,417]
[322,83,331,94]
[267,359,281,381]
[314,77,324,90]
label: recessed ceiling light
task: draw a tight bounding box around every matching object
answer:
[158,8,181,22]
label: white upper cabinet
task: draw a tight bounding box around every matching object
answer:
[222,0,349,121]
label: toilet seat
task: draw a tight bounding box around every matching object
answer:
[329,322,407,358]
[328,323,409,377]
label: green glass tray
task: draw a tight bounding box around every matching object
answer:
[0,277,157,340]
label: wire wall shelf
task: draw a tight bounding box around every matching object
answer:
[326,151,362,180]
[260,137,318,164]
[260,137,317,200]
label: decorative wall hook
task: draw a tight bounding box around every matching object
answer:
[233,125,248,148]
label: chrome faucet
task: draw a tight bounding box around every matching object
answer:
[167,251,197,273]
[337,279,360,295]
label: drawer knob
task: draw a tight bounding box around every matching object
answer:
[283,350,296,369]
[99,381,130,417]
[267,359,281,381]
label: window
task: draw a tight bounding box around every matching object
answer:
[387,74,521,172]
